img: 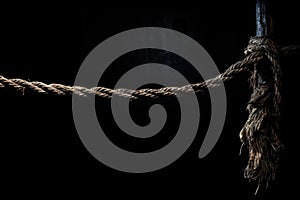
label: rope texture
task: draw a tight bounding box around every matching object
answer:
[0,52,263,99]
[240,37,283,194]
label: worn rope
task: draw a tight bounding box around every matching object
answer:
[240,37,283,194]
[0,37,283,192]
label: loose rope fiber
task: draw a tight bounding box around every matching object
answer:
[0,37,283,192]
[240,37,283,194]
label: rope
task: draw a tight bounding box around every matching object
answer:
[0,50,263,99]
[0,37,284,192]
[240,37,283,193]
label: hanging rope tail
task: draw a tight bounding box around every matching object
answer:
[0,37,283,192]
[240,37,284,194]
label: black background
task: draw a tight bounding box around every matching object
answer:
[1,2,299,199]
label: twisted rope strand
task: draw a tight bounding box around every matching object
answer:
[0,52,261,99]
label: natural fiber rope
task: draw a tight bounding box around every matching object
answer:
[240,37,283,194]
[0,51,263,99]
[0,37,283,192]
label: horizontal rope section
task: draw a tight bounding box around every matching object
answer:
[0,52,263,99]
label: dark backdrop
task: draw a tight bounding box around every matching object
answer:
[1,2,299,199]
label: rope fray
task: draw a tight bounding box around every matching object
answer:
[240,37,283,194]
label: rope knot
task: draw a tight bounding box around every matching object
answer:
[244,37,278,57]
[240,36,283,193]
